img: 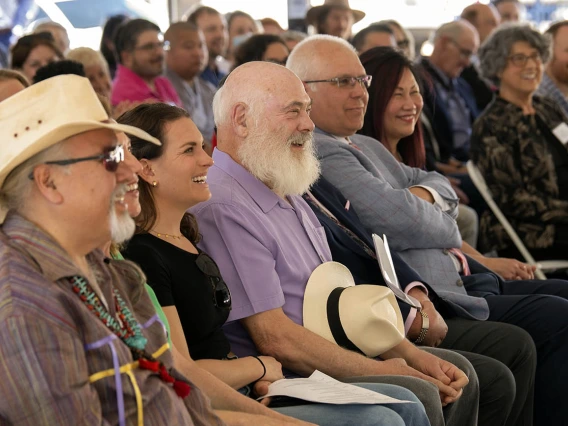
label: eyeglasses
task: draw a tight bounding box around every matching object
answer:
[134,41,165,52]
[447,38,474,60]
[304,75,372,89]
[508,52,542,68]
[397,39,410,49]
[195,252,232,310]
[28,144,125,180]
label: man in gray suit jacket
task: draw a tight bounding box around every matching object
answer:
[287,34,568,426]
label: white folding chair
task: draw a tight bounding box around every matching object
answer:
[466,161,568,280]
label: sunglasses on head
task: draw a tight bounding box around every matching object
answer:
[195,252,232,310]
[28,144,125,180]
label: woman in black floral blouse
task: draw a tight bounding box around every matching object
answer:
[470,24,568,260]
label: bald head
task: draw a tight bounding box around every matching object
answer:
[213,61,311,143]
[287,34,358,82]
[431,20,480,79]
[461,3,500,43]
[212,61,317,197]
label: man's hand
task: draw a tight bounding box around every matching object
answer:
[407,288,448,347]
[479,257,536,280]
[406,350,469,406]
[409,187,435,204]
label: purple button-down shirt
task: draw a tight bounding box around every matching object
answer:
[190,149,332,359]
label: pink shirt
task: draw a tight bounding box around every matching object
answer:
[111,65,181,107]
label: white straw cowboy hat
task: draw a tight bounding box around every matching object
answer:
[0,74,160,222]
[303,262,405,357]
[306,0,366,26]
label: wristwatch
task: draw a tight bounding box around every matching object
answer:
[414,309,430,344]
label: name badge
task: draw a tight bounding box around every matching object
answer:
[552,122,568,145]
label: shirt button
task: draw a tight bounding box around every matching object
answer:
[320,255,325,262]
[443,249,449,255]
[456,279,464,287]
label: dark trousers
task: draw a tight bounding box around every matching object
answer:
[465,275,568,426]
[439,318,535,426]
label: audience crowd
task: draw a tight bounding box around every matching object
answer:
[0,0,567,425]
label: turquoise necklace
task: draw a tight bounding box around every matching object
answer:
[70,275,191,398]
[71,276,148,350]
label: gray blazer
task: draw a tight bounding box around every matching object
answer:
[314,129,490,320]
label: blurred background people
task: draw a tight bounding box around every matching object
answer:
[226,11,259,64]
[233,34,289,68]
[306,0,364,40]
[33,20,69,55]
[100,14,129,79]
[460,3,500,110]
[471,24,568,262]
[9,31,63,82]
[67,47,112,100]
[260,17,284,35]
[376,20,415,60]
[352,23,396,54]
[280,30,307,52]
[493,0,523,23]
[112,18,181,107]
[537,20,568,116]
[164,22,216,151]
[0,69,28,102]
[187,5,229,87]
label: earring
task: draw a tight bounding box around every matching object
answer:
[152,181,158,187]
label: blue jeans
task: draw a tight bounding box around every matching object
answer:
[271,383,429,426]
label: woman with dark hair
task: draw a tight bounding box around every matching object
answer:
[10,32,63,82]
[359,47,425,168]
[358,46,482,248]
[233,34,289,69]
[100,14,129,79]
[118,103,431,426]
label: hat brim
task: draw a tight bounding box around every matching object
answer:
[303,262,356,344]
[306,5,366,26]
[303,262,405,357]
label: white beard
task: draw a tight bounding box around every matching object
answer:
[109,185,136,244]
[238,126,320,197]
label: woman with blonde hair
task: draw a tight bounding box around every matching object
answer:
[67,47,112,100]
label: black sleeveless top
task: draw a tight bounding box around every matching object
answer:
[123,233,231,360]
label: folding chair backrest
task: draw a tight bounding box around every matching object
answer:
[465,161,546,279]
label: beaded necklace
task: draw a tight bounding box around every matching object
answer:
[71,276,190,397]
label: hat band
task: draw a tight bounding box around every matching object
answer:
[327,287,363,355]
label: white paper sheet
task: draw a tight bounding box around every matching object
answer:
[258,370,412,405]
[372,234,421,309]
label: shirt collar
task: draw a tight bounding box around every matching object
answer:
[212,149,291,213]
[426,59,455,90]
[314,127,352,144]
[2,211,106,283]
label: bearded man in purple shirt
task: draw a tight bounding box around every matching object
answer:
[190,61,482,426]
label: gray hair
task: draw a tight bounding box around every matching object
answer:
[212,77,262,128]
[67,47,110,75]
[286,34,357,84]
[0,142,68,213]
[479,23,550,85]
[281,30,308,43]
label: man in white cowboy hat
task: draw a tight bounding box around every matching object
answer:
[0,75,224,425]
[191,61,482,426]
[306,0,365,40]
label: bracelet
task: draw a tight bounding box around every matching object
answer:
[252,356,266,382]
[414,310,430,345]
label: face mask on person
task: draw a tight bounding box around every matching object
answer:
[232,33,252,49]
